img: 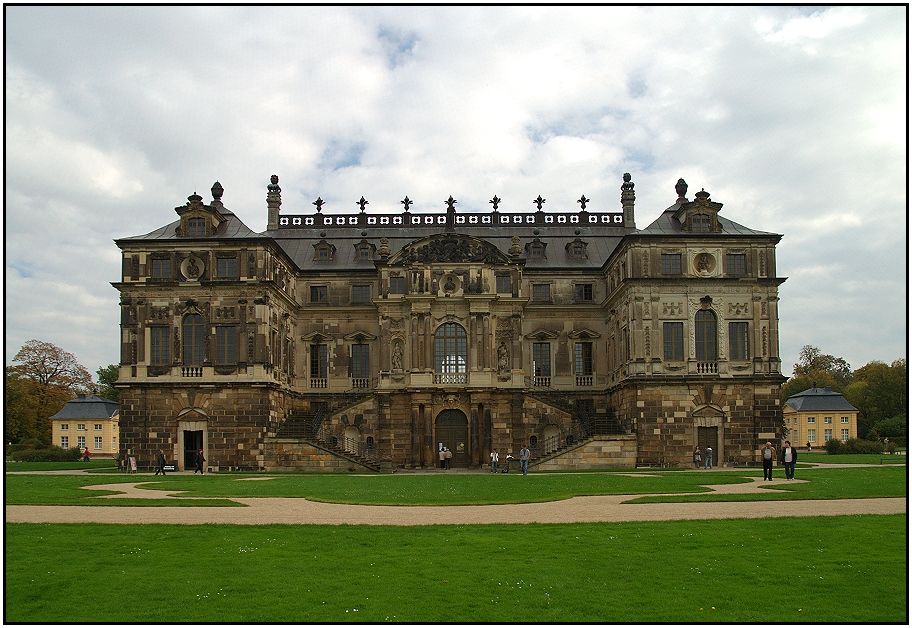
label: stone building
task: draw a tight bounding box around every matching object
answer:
[113,174,785,471]
[50,393,120,456]
[783,386,858,447]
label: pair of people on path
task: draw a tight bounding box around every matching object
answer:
[438,447,452,469]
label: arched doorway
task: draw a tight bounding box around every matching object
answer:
[435,410,468,468]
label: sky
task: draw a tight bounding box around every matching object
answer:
[5,5,907,380]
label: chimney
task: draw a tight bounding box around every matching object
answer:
[621,173,635,228]
[266,174,282,231]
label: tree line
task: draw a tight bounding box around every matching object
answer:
[782,345,907,442]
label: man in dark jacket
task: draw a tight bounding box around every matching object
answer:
[154,450,167,476]
[761,441,776,480]
[194,448,205,475]
[779,440,798,480]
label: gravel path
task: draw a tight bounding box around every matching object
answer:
[5,473,905,526]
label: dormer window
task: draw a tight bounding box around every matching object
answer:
[566,239,588,259]
[354,240,375,261]
[691,214,711,233]
[526,239,547,260]
[314,242,335,261]
[188,217,206,236]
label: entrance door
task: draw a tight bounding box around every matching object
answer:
[184,430,203,469]
[435,410,468,468]
[697,426,718,457]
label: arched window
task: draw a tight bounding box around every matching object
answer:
[435,323,467,373]
[695,310,717,361]
[182,314,205,365]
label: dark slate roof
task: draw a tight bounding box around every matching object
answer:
[117,205,261,242]
[784,387,859,412]
[49,394,119,420]
[639,202,780,237]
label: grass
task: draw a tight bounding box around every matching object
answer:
[5,515,906,623]
[5,466,905,506]
[4,460,117,472]
[799,452,906,465]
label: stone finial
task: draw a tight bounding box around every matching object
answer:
[621,173,636,229]
[675,178,688,200]
[533,195,546,210]
[378,237,391,257]
[401,196,413,212]
[313,197,324,212]
[509,235,522,256]
[268,175,281,194]
[188,192,203,205]
[489,195,501,211]
[445,196,457,211]
[577,195,590,211]
[357,196,369,212]
[211,181,224,201]
[694,188,711,202]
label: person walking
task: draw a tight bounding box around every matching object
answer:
[194,448,205,475]
[780,440,798,480]
[693,446,702,469]
[704,446,713,469]
[83,448,91,462]
[154,450,167,476]
[439,447,446,469]
[444,447,452,470]
[761,441,775,481]
[519,445,531,475]
[490,448,499,473]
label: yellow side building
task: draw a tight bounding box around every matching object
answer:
[782,386,858,448]
[50,393,120,456]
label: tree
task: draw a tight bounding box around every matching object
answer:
[8,340,93,445]
[96,364,120,402]
[782,345,853,402]
[843,359,907,439]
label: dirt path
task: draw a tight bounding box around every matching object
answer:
[5,475,905,526]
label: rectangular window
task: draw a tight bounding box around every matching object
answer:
[824,416,832,424]
[663,322,684,361]
[351,344,370,380]
[728,322,749,360]
[661,254,681,274]
[691,214,711,232]
[574,284,594,302]
[352,285,371,304]
[151,258,171,279]
[94,424,102,431]
[842,429,849,441]
[575,342,593,376]
[310,344,328,379]
[841,416,849,423]
[77,424,86,431]
[358,247,371,260]
[150,327,172,365]
[310,286,328,303]
[825,429,833,441]
[529,244,544,259]
[725,254,747,276]
[215,326,237,365]
[61,436,69,449]
[61,424,68,431]
[807,416,815,423]
[808,429,816,443]
[216,257,237,278]
[77,436,86,449]
[94,437,102,450]
[316,247,329,261]
[389,276,406,294]
[187,217,206,236]
[532,343,551,377]
[532,284,551,302]
[496,275,512,294]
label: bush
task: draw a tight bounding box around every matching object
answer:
[826,438,883,455]
[12,446,83,463]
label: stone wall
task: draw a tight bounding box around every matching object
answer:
[263,439,376,472]
[534,435,637,470]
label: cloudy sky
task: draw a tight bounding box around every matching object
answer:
[5,5,906,380]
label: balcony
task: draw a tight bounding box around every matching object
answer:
[310,378,328,389]
[696,362,718,374]
[575,375,594,387]
[533,376,551,388]
[351,378,371,389]
[434,373,468,385]
[181,366,203,377]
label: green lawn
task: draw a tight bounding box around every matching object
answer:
[799,452,906,465]
[4,460,117,472]
[5,515,906,623]
[5,466,905,506]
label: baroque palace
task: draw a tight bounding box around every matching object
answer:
[113,174,786,471]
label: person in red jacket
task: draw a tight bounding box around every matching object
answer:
[83,448,91,462]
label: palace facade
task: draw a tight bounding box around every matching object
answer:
[113,174,785,471]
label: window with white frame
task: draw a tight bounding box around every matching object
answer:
[61,424,69,431]
[841,429,849,441]
[77,424,86,431]
[808,429,816,443]
[61,436,69,449]
[825,429,832,441]
[94,437,102,450]
[94,424,102,430]
[841,416,849,423]
[77,436,86,449]
[807,416,815,423]
[824,416,832,424]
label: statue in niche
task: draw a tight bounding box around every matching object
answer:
[444,276,456,293]
[697,253,711,273]
[497,342,509,373]
[391,342,403,370]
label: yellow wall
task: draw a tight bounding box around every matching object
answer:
[781,407,857,447]
[51,417,119,455]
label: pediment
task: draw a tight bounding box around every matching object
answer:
[343,330,378,342]
[524,329,559,340]
[568,328,601,340]
[388,233,512,266]
[300,332,334,343]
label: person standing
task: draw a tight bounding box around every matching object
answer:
[693,446,702,469]
[780,440,798,480]
[704,446,713,469]
[194,448,205,475]
[83,448,91,463]
[439,447,446,469]
[154,450,167,476]
[761,441,775,481]
[519,445,531,475]
[490,448,499,473]
[444,447,452,470]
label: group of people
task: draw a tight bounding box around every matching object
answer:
[150,448,206,475]
[694,441,799,480]
[488,447,532,475]
[438,447,453,469]
[692,446,713,469]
